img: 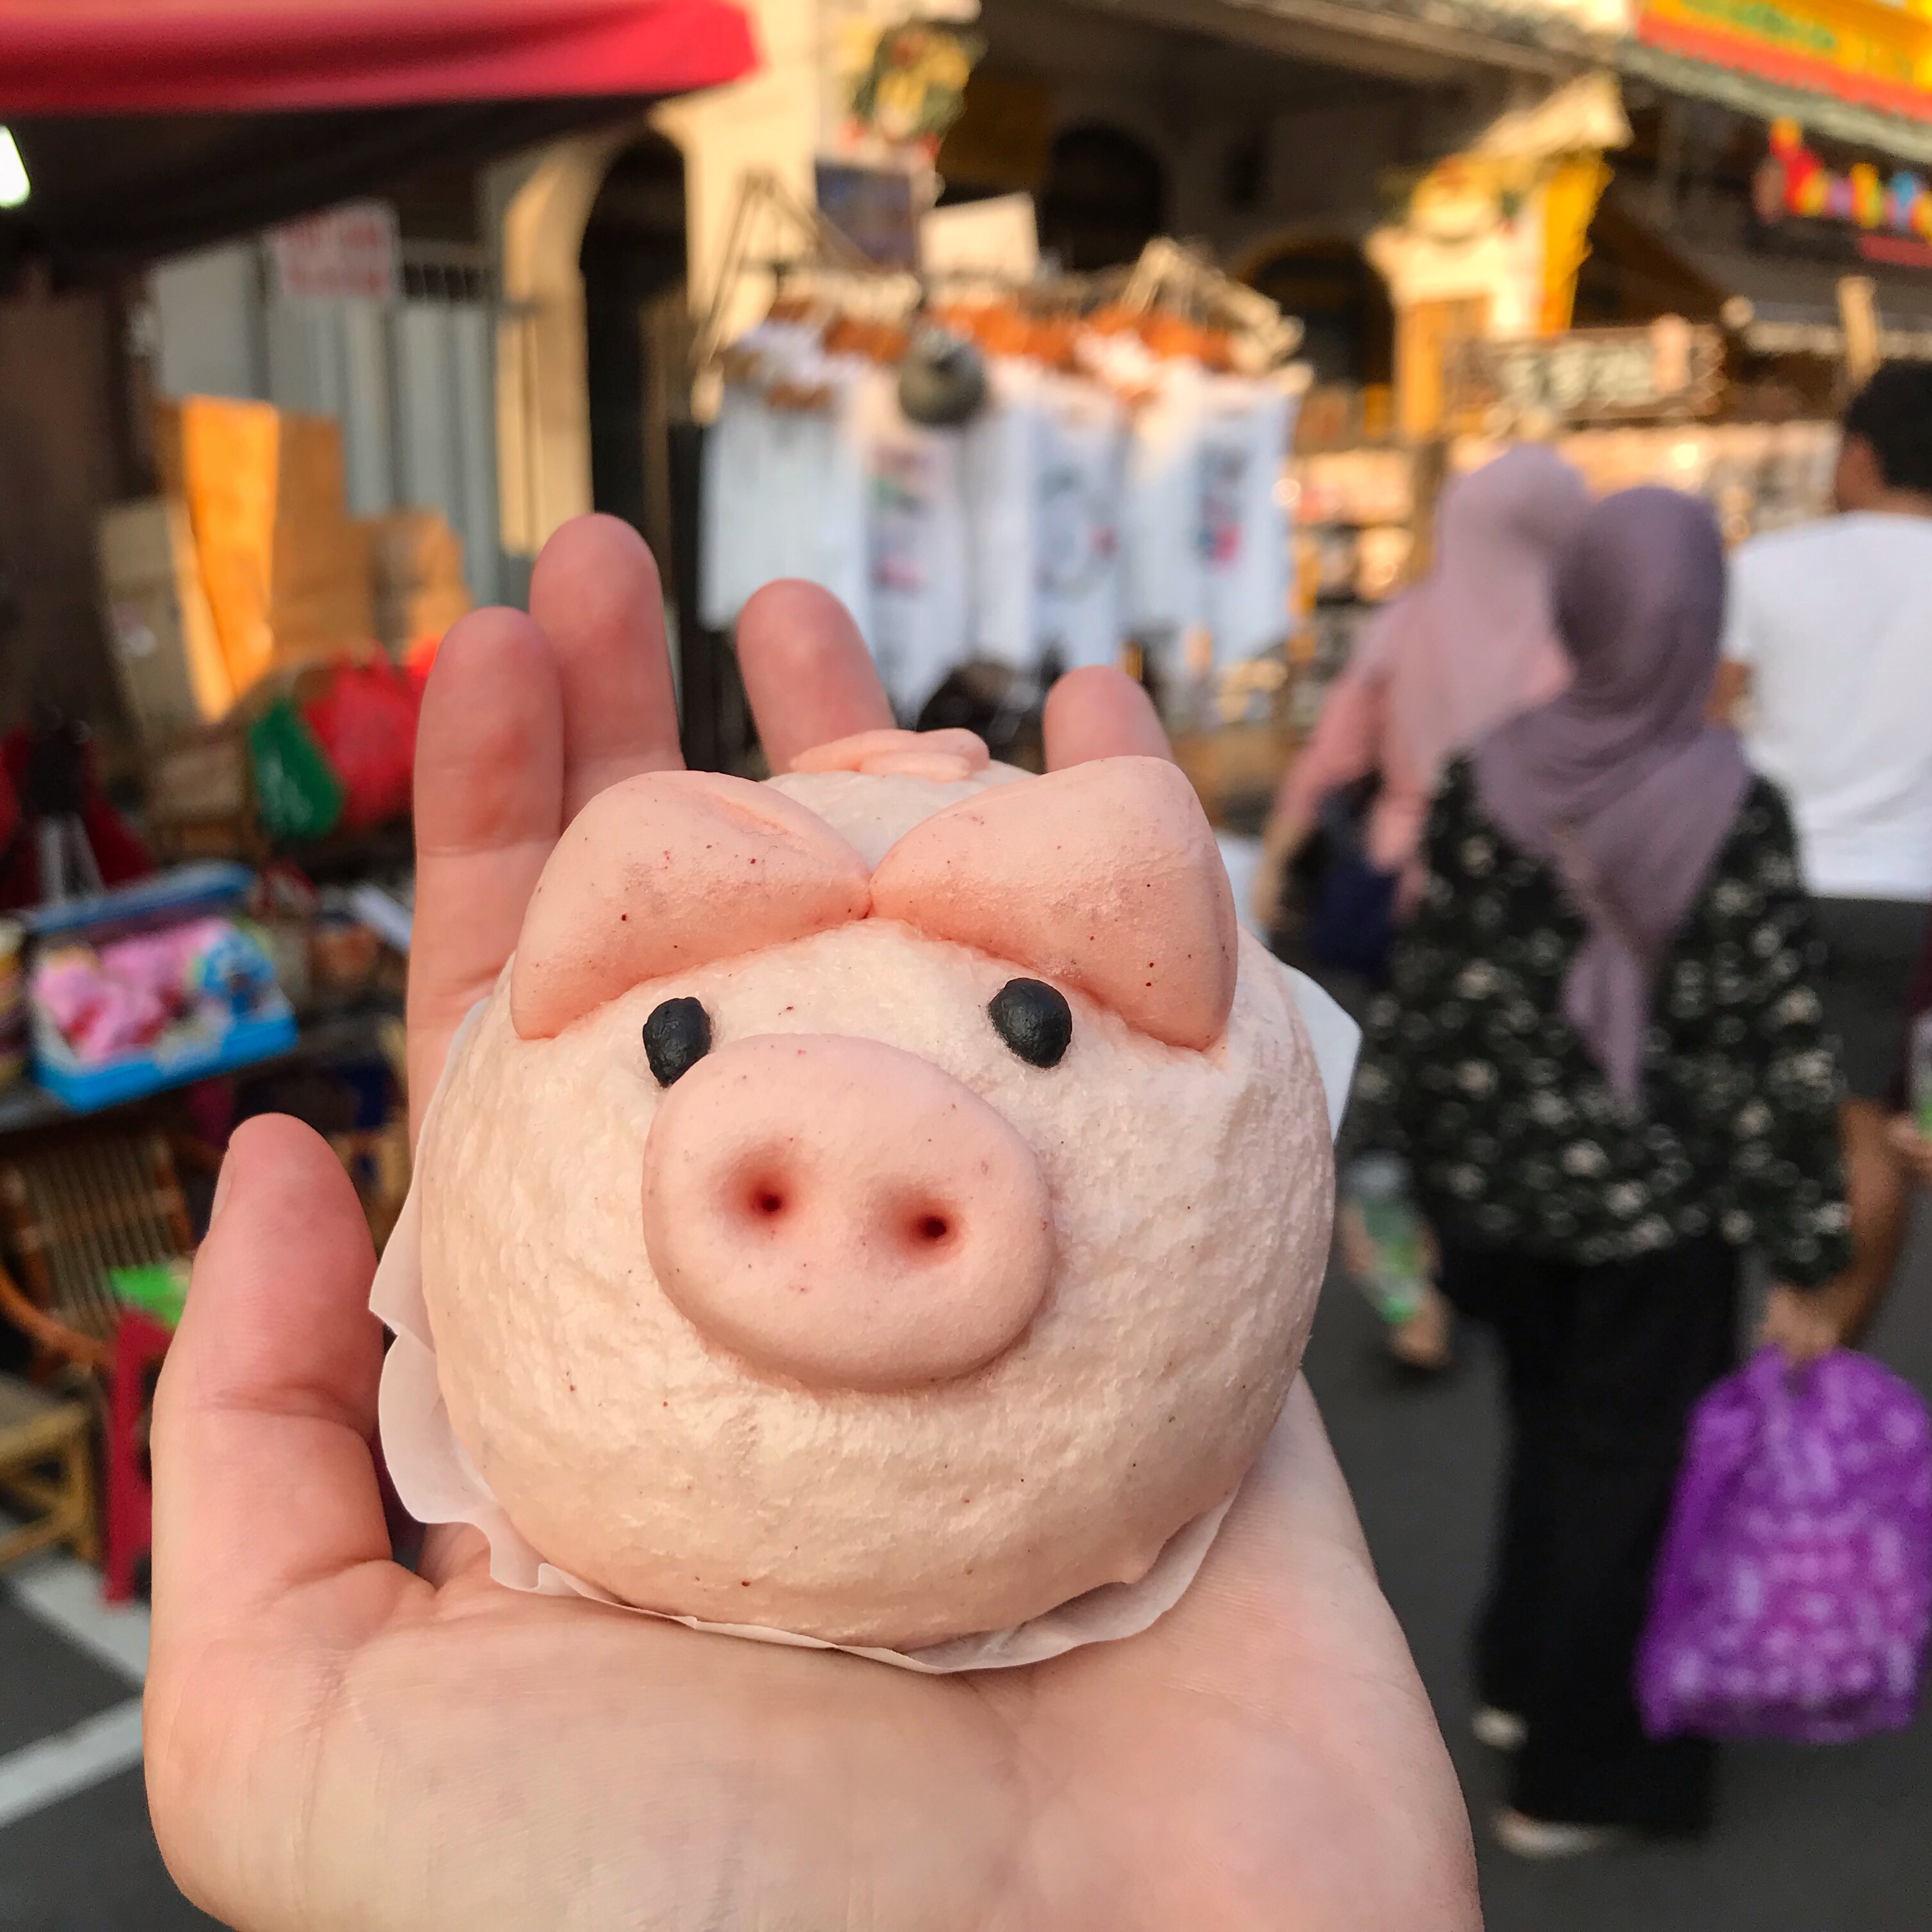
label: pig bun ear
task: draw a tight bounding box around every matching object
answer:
[871,757,1237,1050]
[510,771,871,1039]
[791,726,990,783]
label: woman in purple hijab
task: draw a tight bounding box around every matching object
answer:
[1346,487,1849,1854]
[1476,487,1751,1103]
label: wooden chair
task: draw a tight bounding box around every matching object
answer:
[0,1110,404,1597]
[0,1373,96,1570]
[332,1013,412,1252]
[0,1129,195,1600]
[331,1115,411,1252]
[0,1129,193,1376]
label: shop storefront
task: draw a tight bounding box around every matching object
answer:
[1609,0,1932,356]
[671,0,1618,798]
[1263,0,1932,848]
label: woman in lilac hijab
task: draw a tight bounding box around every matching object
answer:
[1346,488,1850,1854]
[1260,443,1590,925]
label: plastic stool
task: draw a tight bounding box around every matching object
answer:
[103,1308,172,1604]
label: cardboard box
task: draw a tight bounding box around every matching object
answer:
[364,508,465,595]
[156,397,374,693]
[272,515,373,653]
[149,724,249,823]
[375,580,472,654]
[1172,723,1294,832]
[360,507,471,653]
[143,722,255,862]
[96,498,234,744]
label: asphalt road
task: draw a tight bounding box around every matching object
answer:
[1303,1219,1932,1932]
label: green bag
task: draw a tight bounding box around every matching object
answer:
[248,698,343,844]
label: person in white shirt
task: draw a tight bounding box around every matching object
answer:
[1717,362,1932,1352]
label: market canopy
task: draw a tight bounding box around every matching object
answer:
[3,101,680,277]
[0,0,756,114]
[0,0,757,278]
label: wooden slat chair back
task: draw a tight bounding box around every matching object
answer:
[0,1374,97,1570]
[0,1131,193,1375]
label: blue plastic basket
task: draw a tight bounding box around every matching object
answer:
[30,1000,298,1113]
[25,864,299,1113]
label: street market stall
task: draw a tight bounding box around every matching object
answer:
[0,0,759,1605]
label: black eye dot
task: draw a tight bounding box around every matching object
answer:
[643,998,712,1087]
[988,978,1072,1068]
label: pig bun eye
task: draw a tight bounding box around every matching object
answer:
[643,997,712,1088]
[988,978,1072,1068]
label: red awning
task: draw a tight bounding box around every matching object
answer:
[0,0,758,115]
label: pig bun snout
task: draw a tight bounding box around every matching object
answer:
[640,1034,1053,1391]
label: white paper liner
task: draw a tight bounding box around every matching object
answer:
[373,963,1357,1673]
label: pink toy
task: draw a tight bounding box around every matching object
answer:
[97,928,195,1002]
[37,917,266,1067]
[33,948,110,1038]
[383,730,1348,1659]
[72,978,170,1059]
[33,946,169,1061]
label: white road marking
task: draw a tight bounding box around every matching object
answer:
[0,1699,143,1831]
[0,1530,150,1830]
[7,1549,148,1686]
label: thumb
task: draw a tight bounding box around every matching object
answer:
[151,1115,389,1646]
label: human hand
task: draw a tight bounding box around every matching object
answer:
[1335,1196,1440,1296]
[1759,1282,1844,1369]
[1887,1113,1932,1189]
[1250,806,1310,937]
[1337,1197,1377,1282]
[147,517,1477,1931]
[1251,846,1287,935]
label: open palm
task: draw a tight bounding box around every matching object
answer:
[144,517,1478,1931]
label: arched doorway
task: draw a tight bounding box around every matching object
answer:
[1235,232,1394,387]
[1038,125,1166,272]
[579,132,689,573]
[497,122,757,768]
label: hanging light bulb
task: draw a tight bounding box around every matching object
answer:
[0,129,30,211]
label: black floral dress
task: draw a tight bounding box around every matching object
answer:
[1346,759,1851,1287]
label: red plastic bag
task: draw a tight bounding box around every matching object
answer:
[302,661,421,832]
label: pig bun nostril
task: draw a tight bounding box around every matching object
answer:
[988,978,1073,1068]
[644,997,712,1087]
[739,1170,790,1220]
[899,1204,957,1257]
[641,1033,1054,1390]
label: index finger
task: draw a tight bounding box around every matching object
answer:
[1043,666,1171,768]
[735,579,894,770]
[528,515,684,816]
[409,608,565,1133]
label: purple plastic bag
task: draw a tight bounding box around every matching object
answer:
[1636,1346,1932,1744]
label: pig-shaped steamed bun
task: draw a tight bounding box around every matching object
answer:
[414,727,1334,1649]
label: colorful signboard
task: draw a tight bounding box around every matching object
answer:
[1637,0,1932,122]
[1755,118,1932,262]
